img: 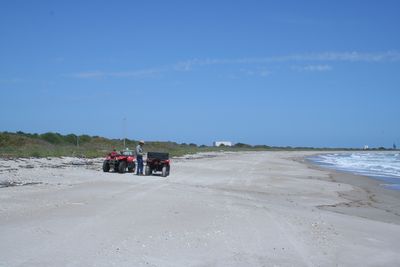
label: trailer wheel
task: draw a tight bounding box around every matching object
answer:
[161,166,168,177]
[103,161,110,172]
[145,165,151,176]
[118,161,127,173]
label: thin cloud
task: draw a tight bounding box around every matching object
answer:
[282,51,400,62]
[241,68,272,77]
[67,51,400,79]
[176,51,400,67]
[68,68,164,79]
[291,65,332,72]
[108,68,164,78]
[70,71,105,78]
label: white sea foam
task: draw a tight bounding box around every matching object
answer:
[311,152,400,181]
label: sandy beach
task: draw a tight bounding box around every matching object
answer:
[1,151,399,266]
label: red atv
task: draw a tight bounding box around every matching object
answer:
[145,152,170,177]
[103,149,136,173]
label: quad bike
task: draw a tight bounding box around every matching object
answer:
[103,149,136,174]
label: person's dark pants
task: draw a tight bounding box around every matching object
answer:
[137,155,143,175]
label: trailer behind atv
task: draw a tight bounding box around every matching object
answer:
[145,152,170,177]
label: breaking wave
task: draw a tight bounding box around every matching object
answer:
[310,152,400,190]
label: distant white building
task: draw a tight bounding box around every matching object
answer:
[364,145,369,150]
[213,141,232,147]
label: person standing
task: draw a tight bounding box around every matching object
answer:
[135,140,145,175]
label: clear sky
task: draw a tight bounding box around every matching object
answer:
[1,0,399,147]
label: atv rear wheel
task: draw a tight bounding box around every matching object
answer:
[118,161,127,173]
[145,165,151,176]
[161,166,168,177]
[102,161,110,172]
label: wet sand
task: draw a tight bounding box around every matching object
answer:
[299,156,400,224]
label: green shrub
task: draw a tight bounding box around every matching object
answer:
[65,134,78,145]
[40,132,64,144]
[30,150,42,157]
[234,143,252,148]
[78,135,91,143]
[0,133,10,146]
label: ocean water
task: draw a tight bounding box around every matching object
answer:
[309,152,400,190]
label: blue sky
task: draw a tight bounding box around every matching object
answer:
[1,0,399,147]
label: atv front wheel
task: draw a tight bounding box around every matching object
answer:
[128,162,135,173]
[103,161,110,172]
[118,161,127,173]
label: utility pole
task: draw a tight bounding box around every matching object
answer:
[123,117,127,149]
